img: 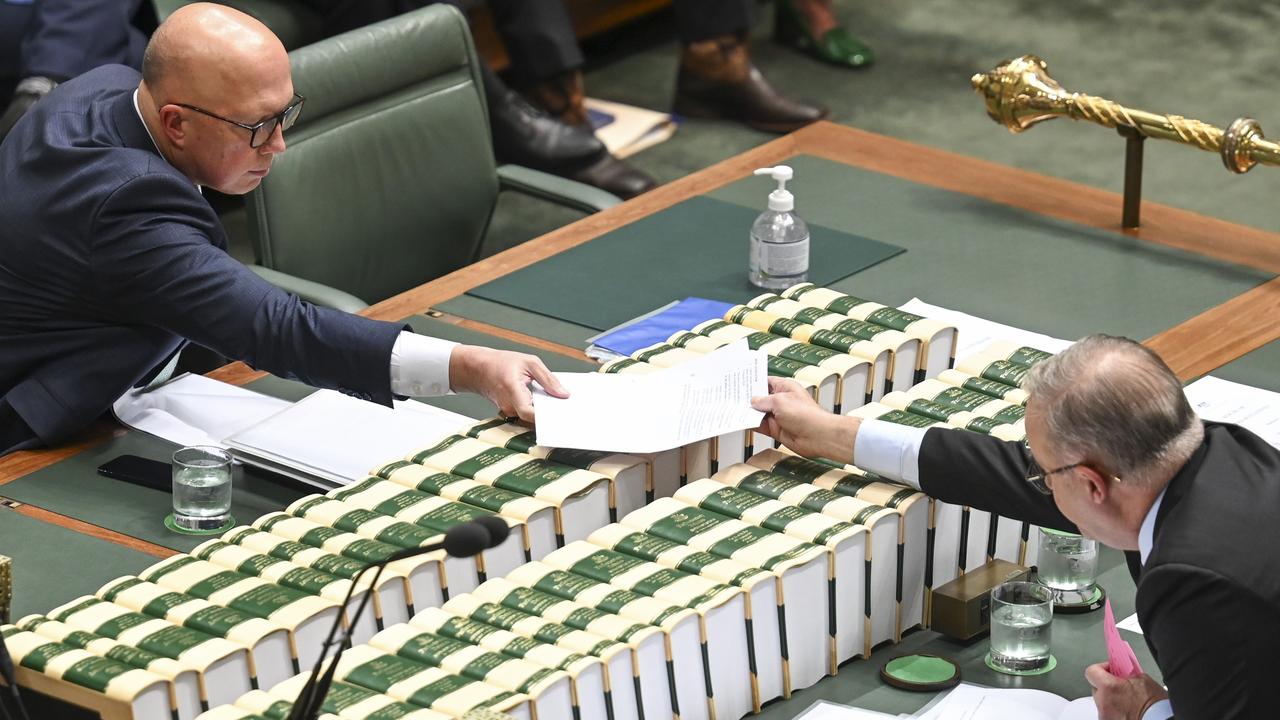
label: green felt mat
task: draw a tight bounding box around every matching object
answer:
[0,314,594,555]
[0,507,161,621]
[466,195,906,331]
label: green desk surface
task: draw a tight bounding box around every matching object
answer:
[441,155,1274,365]
[0,314,592,557]
[467,195,905,331]
[759,547,1156,718]
[1206,339,1280,393]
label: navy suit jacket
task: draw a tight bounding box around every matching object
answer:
[0,65,405,446]
[919,422,1280,720]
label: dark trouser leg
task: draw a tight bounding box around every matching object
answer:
[0,2,33,105]
[485,0,583,85]
[672,0,755,43]
[0,400,39,456]
[21,0,146,80]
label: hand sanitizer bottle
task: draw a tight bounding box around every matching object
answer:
[749,165,809,290]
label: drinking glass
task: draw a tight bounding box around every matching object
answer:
[1037,529,1099,603]
[171,446,233,531]
[989,581,1053,673]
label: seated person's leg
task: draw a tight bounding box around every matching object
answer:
[486,0,657,199]
[672,0,828,133]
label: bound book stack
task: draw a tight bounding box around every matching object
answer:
[2,624,175,720]
[779,283,958,382]
[253,512,447,614]
[13,615,202,719]
[746,293,918,398]
[617,497,831,693]
[279,494,510,598]
[199,675,451,719]
[461,417,656,525]
[537,541,754,720]
[406,435,613,546]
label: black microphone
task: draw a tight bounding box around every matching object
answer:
[473,514,511,549]
[286,520,493,720]
[0,631,31,720]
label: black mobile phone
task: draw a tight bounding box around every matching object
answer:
[97,454,171,492]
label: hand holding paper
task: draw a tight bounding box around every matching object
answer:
[1103,599,1144,679]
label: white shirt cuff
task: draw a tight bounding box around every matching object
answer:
[390,331,457,397]
[1142,699,1173,720]
[852,419,928,489]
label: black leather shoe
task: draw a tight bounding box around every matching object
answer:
[489,84,606,172]
[568,152,658,200]
[674,35,828,133]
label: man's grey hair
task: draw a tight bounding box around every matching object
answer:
[1023,334,1203,485]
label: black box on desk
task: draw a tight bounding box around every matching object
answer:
[929,559,1031,641]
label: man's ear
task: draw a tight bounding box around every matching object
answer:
[1079,464,1110,504]
[157,105,187,147]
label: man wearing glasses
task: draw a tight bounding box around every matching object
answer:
[0,2,566,455]
[753,334,1279,720]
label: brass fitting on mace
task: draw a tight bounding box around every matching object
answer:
[971,54,1280,174]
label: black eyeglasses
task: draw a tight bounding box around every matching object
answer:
[1024,457,1084,495]
[174,93,305,148]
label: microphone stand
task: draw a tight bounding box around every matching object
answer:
[286,521,494,720]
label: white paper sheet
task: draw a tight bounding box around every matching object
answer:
[1183,375,1280,449]
[111,373,291,449]
[1117,612,1145,635]
[899,299,1073,363]
[792,700,899,719]
[915,683,1096,720]
[533,341,768,453]
[223,390,475,486]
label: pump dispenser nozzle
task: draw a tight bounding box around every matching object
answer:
[754,165,795,211]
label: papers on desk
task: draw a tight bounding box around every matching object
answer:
[794,700,899,719]
[1117,612,1145,635]
[224,391,473,487]
[1183,375,1280,449]
[916,683,1097,720]
[113,374,473,489]
[533,341,768,453]
[899,298,1073,363]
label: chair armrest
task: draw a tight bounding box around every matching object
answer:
[248,264,369,313]
[496,164,623,214]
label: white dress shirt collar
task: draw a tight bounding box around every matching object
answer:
[1137,486,1167,565]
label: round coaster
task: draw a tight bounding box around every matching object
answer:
[984,652,1057,677]
[1054,585,1106,614]
[164,513,235,536]
[880,653,961,692]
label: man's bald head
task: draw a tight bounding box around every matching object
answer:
[142,3,289,105]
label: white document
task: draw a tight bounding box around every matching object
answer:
[1183,375,1280,449]
[223,390,475,486]
[915,683,1096,720]
[899,298,1073,363]
[793,700,899,719]
[1117,612,1145,635]
[533,341,768,453]
[112,373,291,449]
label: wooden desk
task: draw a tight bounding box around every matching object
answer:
[2,121,1276,716]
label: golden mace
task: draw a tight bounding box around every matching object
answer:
[971,55,1279,175]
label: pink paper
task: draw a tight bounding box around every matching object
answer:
[1104,599,1144,678]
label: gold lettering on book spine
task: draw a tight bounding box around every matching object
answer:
[972,54,1280,174]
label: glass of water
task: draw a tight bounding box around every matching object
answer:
[989,581,1053,673]
[171,446,233,532]
[1037,529,1099,603]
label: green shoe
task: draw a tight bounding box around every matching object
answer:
[774,0,875,69]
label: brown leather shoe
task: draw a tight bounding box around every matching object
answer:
[674,35,828,133]
[523,70,591,129]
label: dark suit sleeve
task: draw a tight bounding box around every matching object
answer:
[1139,563,1276,720]
[90,171,403,404]
[918,427,1077,533]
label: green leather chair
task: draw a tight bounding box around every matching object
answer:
[242,4,620,311]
